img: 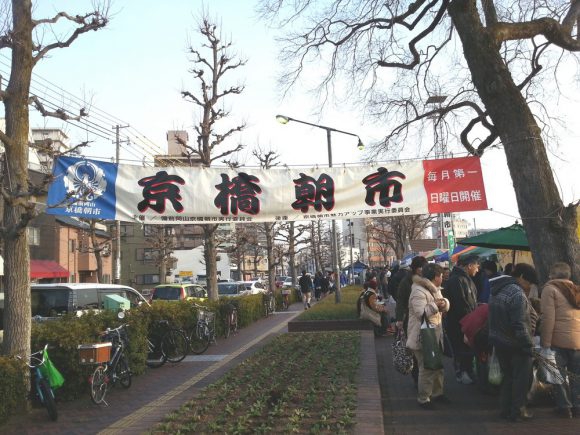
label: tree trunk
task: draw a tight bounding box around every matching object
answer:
[289,222,297,286]
[264,223,276,292]
[203,224,219,300]
[449,0,579,282]
[89,222,104,283]
[1,1,34,356]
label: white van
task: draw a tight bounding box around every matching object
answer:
[30,283,149,321]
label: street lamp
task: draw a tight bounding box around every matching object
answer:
[425,95,448,249]
[276,114,364,303]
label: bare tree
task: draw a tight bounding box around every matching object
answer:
[253,147,281,292]
[275,221,311,286]
[145,226,175,284]
[260,0,580,282]
[0,1,108,356]
[79,219,112,283]
[179,18,246,300]
[369,215,436,259]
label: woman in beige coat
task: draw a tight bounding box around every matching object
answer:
[540,262,580,418]
[406,263,450,409]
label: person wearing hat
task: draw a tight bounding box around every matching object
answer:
[443,254,480,385]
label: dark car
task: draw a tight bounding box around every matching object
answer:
[217,282,247,297]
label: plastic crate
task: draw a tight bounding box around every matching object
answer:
[78,342,112,364]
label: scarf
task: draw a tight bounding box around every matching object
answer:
[550,279,580,309]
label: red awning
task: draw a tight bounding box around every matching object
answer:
[30,260,69,279]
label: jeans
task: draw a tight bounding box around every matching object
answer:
[496,347,533,417]
[552,347,580,410]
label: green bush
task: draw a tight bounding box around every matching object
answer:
[297,286,363,320]
[0,356,27,425]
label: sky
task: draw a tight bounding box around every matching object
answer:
[16,0,580,230]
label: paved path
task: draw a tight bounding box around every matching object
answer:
[375,334,579,435]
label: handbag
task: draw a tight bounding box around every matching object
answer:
[359,293,382,327]
[488,346,502,386]
[537,348,564,385]
[39,348,65,389]
[420,313,443,370]
[392,329,414,375]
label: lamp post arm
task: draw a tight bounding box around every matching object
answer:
[283,116,359,139]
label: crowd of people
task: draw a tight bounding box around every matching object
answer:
[298,270,338,310]
[358,257,580,422]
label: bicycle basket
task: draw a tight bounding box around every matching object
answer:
[198,310,215,323]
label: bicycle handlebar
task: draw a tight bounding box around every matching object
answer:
[16,343,48,368]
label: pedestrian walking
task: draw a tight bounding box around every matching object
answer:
[488,263,537,422]
[298,271,313,310]
[540,262,580,419]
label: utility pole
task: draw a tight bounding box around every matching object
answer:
[113,124,129,284]
[348,220,354,285]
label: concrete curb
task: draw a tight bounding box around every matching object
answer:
[355,330,384,434]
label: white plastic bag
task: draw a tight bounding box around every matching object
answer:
[488,347,503,386]
[537,348,564,385]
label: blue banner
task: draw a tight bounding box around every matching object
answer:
[47,156,118,220]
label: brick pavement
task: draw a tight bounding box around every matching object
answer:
[375,334,579,435]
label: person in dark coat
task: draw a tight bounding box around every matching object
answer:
[443,254,480,384]
[489,263,538,422]
[388,265,406,301]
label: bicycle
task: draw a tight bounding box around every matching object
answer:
[88,324,132,405]
[17,344,58,421]
[146,320,189,368]
[188,304,216,354]
[263,291,276,316]
[224,302,238,339]
[281,288,291,311]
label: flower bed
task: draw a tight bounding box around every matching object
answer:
[152,331,361,434]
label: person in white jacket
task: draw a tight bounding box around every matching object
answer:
[406,263,450,409]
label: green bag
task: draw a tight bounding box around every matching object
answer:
[39,349,65,390]
[420,314,443,370]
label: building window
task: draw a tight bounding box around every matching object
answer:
[69,239,76,252]
[27,227,40,246]
[136,274,160,285]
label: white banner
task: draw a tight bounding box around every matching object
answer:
[47,156,488,224]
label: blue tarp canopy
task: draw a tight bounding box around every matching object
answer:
[344,260,368,274]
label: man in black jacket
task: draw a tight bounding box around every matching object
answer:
[444,255,480,384]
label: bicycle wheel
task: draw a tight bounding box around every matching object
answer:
[146,336,167,368]
[231,309,238,334]
[115,355,132,388]
[224,313,232,339]
[38,378,58,421]
[189,325,210,354]
[162,329,188,363]
[90,365,108,405]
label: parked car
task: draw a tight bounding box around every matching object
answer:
[217,282,248,297]
[281,277,294,288]
[275,276,290,288]
[241,280,267,295]
[28,283,149,322]
[150,283,207,302]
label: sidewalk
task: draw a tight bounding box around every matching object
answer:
[375,334,579,435]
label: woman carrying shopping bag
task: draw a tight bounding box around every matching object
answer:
[406,263,450,409]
